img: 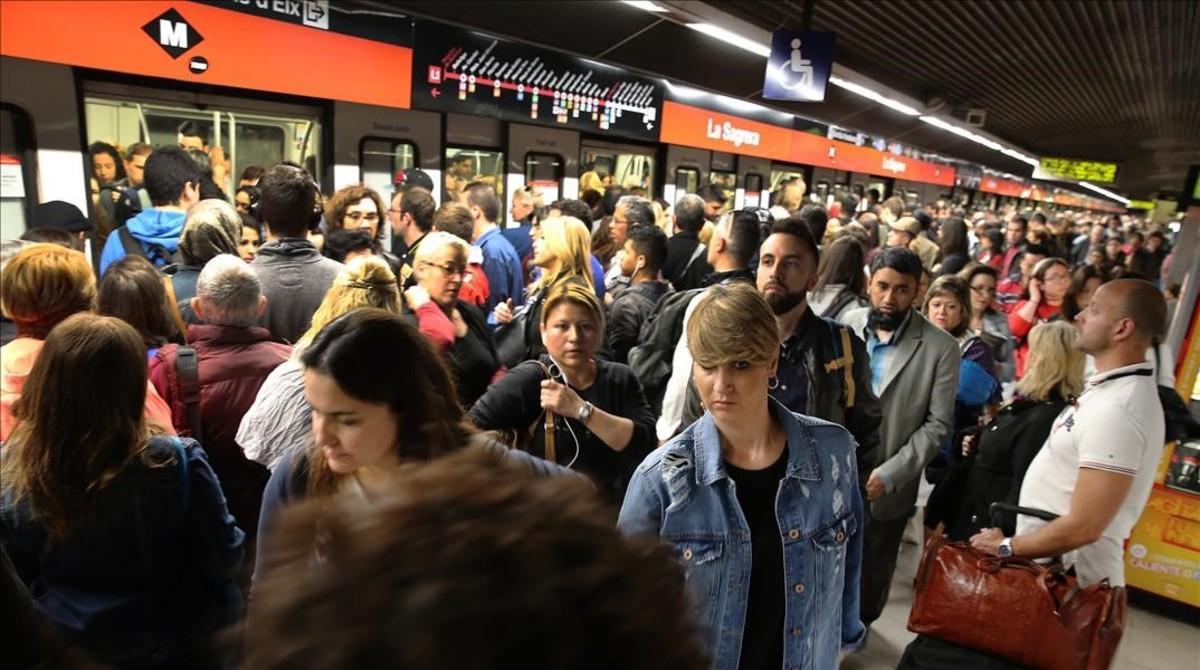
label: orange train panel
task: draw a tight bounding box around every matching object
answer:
[0,0,411,109]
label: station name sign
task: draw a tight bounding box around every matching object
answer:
[411,22,663,142]
[1034,156,1119,185]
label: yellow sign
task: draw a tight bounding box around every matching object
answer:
[1125,442,1200,607]
[1034,156,1119,184]
[1127,199,1155,210]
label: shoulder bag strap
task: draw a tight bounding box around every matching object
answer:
[822,321,856,409]
[161,274,189,338]
[681,241,707,277]
[117,226,144,258]
[533,360,556,464]
[172,437,191,511]
[175,346,203,444]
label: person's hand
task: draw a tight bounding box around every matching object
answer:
[540,379,583,418]
[961,433,978,458]
[404,285,431,310]
[494,298,514,324]
[1028,278,1043,304]
[865,470,887,500]
[604,291,615,307]
[210,145,230,183]
[970,527,1005,555]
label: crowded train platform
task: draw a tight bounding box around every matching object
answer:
[2,1,1198,668]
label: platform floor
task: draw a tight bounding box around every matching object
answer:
[841,535,1200,670]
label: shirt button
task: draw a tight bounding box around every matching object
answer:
[835,530,845,542]
[682,548,693,560]
[794,583,805,594]
[790,627,802,637]
[788,528,800,540]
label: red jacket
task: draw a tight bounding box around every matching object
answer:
[149,324,291,549]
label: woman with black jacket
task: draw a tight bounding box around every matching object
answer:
[412,231,502,407]
[925,320,1084,539]
[472,282,656,505]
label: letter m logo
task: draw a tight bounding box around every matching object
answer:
[142,8,204,59]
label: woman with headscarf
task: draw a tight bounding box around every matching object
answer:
[163,199,243,326]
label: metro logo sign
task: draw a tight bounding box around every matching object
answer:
[141,8,204,59]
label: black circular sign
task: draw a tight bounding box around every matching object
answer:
[189,56,209,75]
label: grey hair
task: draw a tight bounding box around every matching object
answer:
[617,195,655,228]
[195,254,262,327]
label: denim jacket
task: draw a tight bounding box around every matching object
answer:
[618,399,861,670]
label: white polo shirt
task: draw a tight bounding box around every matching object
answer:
[1017,361,1165,587]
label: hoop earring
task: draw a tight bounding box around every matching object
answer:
[768,376,780,391]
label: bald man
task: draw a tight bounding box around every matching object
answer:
[972,280,1166,594]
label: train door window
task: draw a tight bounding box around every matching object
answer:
[524,152,563,204]
[444,147,504,204]
[675,167,700,197]
[709,170,736,214]
[814,181,831,206]
[904,190,920,208]
[866,180,888,203]
[360,138,416,207]
[83,97,322,193]
[580,146,654,198]
[0,105,35,236]
[744,173,765,209]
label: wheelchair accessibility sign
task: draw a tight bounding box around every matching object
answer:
[763,30,835,102]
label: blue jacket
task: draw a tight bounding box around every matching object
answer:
[99,208,187,276]
[474,227,525,313]
[1,437,244,665]
[618,400,861,670]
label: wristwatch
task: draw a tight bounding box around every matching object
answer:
[577,401,594,423]
[998,537,1014,558]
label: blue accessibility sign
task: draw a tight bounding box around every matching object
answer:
[762,30,835,102]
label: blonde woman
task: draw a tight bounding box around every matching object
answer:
[925,320,1085,540]
[236,256,451,471]
[618,281,860,669]
[493,215,595,367]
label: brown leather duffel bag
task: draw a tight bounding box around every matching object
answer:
[908,536,1126,669]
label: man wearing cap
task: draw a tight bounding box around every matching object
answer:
[27,201,92,253]
[885,215,921,250]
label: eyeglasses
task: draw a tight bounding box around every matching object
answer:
[970,285,997,295]
[1044,273,1071,284]
[345,211,380,222]
[423,261,465,277]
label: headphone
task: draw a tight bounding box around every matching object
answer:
[249,162,324,232]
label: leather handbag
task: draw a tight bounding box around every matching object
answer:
[908,535,1126,669]
[494,294,542,369]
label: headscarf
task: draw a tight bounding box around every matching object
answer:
[179,199,242,266]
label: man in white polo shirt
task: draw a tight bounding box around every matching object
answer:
[971,279,1166,587]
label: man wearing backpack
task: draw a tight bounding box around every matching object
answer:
[99,146,200,276]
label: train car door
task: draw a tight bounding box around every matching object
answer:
[332,102,440,251]
[737,156,771,210]
[507,123,578,227]
[708,151,736,216]
[443,113,505,209]
[665,145,710,205]
[580,138,656,205]
[771,162,813,207]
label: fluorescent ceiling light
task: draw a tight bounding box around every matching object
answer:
[620,0,669,12]
[663,80,707,100]
[686,23,771,58]
[1080,181,1129,205]
[830,76,920,116]
[921,115,1039,167]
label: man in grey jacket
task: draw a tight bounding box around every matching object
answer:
[842,247,959,629]
[252,164,343,343]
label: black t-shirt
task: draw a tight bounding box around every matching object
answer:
[726,449,788,670]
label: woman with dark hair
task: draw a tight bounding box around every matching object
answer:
[958,263,1014,383]
[1062,263,1107,321]
[974,228,1006,271]
[935,217,970,276]
[254,309,564,578]
[98,255,180,356]
[1008,257,1070,378]
[807,235,868,324]
[239,212,264,263]
[1,314,243,670]
[472,282,656,504]
[88,141,126,187]
[234,184,260,216]
[323,184,400,275]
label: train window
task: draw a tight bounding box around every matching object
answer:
[580,147,654,197]
[524,152,563,204]
[904,190,920,207]
[744,173,765,208]
[444,147,504,204]
[814,181,831,206]
[0,105,35,236]
[709,170,736,214]
[674,167,700,196]
[83,97,322,194]
[360,138,416,206]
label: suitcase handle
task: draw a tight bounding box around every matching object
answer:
[988,501,1060,527]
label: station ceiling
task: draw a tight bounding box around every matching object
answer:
[379,0,1199,200]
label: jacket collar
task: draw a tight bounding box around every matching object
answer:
[185,323,277,346]
[692,396,821,487]
[701,268,754,287]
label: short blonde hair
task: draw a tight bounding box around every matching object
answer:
[687,282,778,369]
[413,231,470,266]
[1016,321,1085,402]
[0,244,96,338]
[541,281,604,332]
[296,256,400,349]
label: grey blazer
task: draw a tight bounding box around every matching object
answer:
[842,307,960,521]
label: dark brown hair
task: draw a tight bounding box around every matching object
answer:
[1,314,155,542]
[98,255,178,348]
[246,447,707,670]
[324,184,387,243]
[298,309,473,496]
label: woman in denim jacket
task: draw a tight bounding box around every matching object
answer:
[619,282,862,670]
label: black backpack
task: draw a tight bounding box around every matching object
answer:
[116,226,182,268]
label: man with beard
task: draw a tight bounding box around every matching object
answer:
[756,216,881,654]
[842,248,959,632]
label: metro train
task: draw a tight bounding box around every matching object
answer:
[0,0,1121,243]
